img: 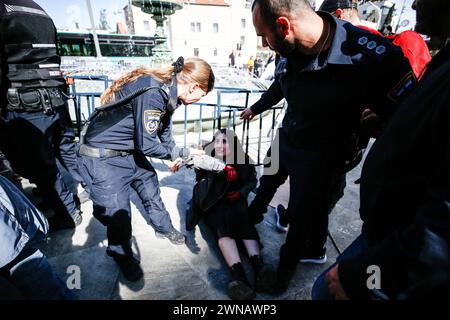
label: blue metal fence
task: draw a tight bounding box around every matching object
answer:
[66,76,285,165]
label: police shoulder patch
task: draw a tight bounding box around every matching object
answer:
[350,30,393,62]
[143,109,161,134]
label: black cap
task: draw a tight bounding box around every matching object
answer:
[319,0,358,13]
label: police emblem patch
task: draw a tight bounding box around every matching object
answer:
[143,110,161,134]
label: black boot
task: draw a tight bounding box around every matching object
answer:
[250,255,277,293]
[48,209,82,232]
[271,264,296,295]
[228,263,255,300]
[113,255,143,282]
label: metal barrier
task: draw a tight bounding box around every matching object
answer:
[66,75,110,134]
[66,76,285,165]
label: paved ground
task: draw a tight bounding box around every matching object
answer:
[21,149,366,300]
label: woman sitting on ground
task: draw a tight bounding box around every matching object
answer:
[179,129,276,300]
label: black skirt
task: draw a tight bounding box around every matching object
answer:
[203,196,260,241]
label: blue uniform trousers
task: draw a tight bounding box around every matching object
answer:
[78,152,174,258]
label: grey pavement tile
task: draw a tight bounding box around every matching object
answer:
[46,245,119,300]
[32,150,365,300]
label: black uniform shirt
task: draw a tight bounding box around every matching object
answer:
[250,12,414,151]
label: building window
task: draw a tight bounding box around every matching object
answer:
[241,18,246,28]
[240,36,245,46]
[194,48,199,56]
[191,22,202,33]
[213,48,218,56]
[143,20,150,31]
[213,23,219,33]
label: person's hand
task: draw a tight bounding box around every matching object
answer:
[223,165,237,182]
[225,191,240,201]
[168,158,182,172]
[325,264,350,300]
[189,148,205,156]
[240,108,255,120]
[361,108,382,138]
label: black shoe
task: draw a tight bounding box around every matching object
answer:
[250,256,277,293]
[48,210,82,233]
[228,262,255,300]
[276,205,289,232]
[299,249,327,264]
[155,228,186,245]
[270,265,296,295]
[113,256,143,282]
[228,280,256,300]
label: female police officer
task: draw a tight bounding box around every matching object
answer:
[78,57,214,281]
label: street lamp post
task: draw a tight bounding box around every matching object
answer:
[85,0,102,57]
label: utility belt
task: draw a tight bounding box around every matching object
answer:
[6,87,67,114]
[78,144,132,158]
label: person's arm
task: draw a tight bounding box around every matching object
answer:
[133,90,189,160]
[338,117,450,299]
[250,80,284,115]
[158,113,176,152]
[184,154,226,172]
[238,165,257,198]
[366,45,416,123]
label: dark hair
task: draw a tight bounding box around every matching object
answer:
[203,129,253,165]
[252,0,313,29]
[319,0,358,13]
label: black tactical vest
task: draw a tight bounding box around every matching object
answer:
[0,0,65,92]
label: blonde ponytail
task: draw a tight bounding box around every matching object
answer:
[100,57,214,104]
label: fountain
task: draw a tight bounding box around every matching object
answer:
[132,0,183,67]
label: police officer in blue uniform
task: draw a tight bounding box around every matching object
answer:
[0,0,84,231]
[78,57,215,281]
[242,0,416,293]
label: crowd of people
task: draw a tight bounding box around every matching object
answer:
[0,0,449,300]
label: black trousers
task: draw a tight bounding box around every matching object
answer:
[1,106,80,216]
[259,129,345,269]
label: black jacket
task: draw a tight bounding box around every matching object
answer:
[339,44,450,299]
[186,162,257,231]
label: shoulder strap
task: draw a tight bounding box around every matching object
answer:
[89,86,167,121]
[80,86,166,145]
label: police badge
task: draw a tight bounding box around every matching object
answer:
[143,110,161,134]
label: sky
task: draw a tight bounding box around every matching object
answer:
[36,0,417,32]
[35,0,129,31]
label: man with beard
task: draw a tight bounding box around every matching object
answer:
[241,0,415,293]
[313,0,450,300]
